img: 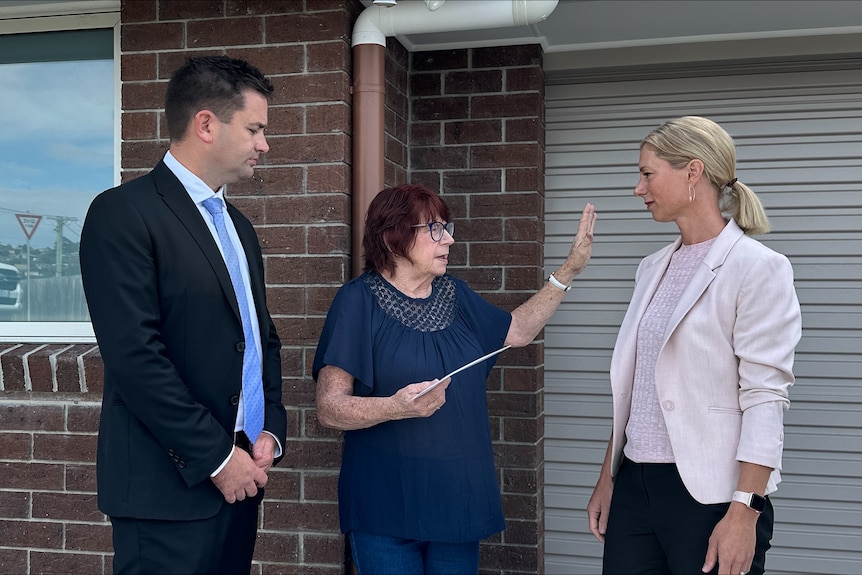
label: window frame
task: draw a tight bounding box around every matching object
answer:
[0,1,119,343]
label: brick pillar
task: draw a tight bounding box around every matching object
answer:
[384,37,410,187]
[409,44,547,574]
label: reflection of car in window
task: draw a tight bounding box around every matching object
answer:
[0,263,23,312]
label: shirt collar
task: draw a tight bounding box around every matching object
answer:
[163,150,225,205]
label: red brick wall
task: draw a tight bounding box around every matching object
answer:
[0,2,548,574]
[409,44,547,575]
[0,344,107,574]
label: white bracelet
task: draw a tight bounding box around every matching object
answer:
[548,273,571,292]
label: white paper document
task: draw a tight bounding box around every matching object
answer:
[411,345,511,400]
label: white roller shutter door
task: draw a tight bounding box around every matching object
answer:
[544,66,862,574]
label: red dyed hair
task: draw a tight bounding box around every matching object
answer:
[363,184,451,275]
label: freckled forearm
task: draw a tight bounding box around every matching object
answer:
[317,393,402,431]
[506,283,567,347]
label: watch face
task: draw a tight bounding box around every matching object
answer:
[750,493,767,513]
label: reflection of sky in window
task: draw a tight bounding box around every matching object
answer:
[0,60,113,248]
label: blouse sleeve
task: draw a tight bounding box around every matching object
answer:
[312,278,376,394]
[452,276,512,356]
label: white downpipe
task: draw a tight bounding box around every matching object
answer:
[353,0,559,47]
[349,0,559,275]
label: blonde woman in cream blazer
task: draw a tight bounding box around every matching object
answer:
[587,117,801,575]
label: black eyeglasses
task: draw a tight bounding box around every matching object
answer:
[412,221,454,242]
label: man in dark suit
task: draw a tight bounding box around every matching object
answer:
[80,56,287,575]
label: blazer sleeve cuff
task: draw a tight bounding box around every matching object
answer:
[736,400,786,470]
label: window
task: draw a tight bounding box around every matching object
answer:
[0,3,119,342]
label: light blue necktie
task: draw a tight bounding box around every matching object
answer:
[202,197,264,443]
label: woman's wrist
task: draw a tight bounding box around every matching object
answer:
[548,272,572,292]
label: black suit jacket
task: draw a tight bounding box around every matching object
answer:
[80,161,286,521]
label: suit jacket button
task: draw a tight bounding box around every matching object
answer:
[168,449,175,456]
[662,400,675,411]
[230,395,240,406]
[236,341,245,352]
[178,460,186,468]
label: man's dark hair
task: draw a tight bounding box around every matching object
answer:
[165,55,274,142]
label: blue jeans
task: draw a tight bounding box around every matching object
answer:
[348,531,480,575]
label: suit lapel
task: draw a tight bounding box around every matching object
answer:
[612,240,679,386]
[663,261,715,341]
[662,220,745,342]
[612,220,746,394]
[151,162,243,322]
[629,241,679,325]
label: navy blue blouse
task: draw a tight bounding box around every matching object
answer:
[313,272,512,542]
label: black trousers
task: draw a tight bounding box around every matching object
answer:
[111,434,262,575]
[603,457,774,575]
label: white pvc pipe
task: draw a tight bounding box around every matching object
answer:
[349,0,559,275]
[353,0,559,47]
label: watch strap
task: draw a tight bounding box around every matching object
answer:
[732,490,766,513]
[548,273,571,292]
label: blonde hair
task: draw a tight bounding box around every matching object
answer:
[642,116,770,235]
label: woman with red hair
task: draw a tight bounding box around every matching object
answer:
[314,184,596,575]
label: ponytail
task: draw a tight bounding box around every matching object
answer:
[721,180,770,235]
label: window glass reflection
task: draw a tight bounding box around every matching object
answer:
[0,45,113,322]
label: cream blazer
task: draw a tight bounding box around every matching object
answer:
[609,219,802,504]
